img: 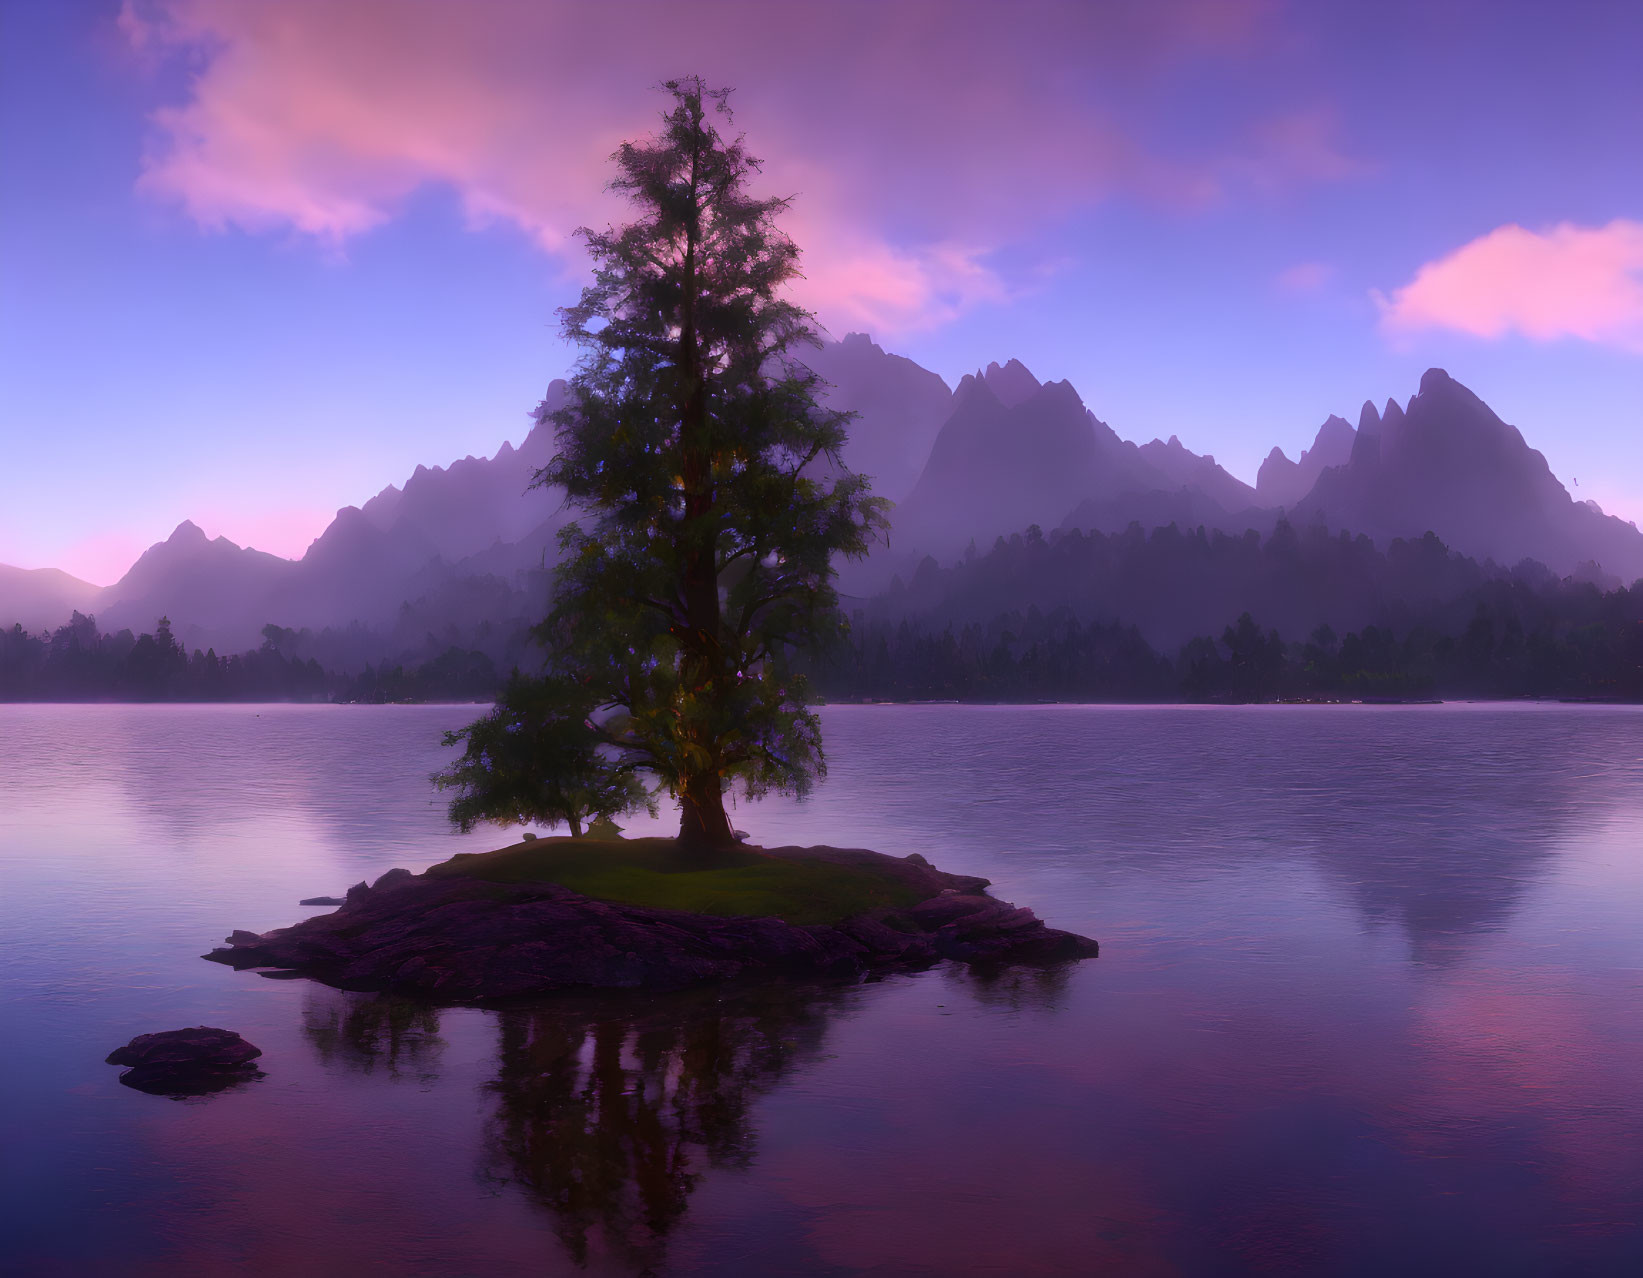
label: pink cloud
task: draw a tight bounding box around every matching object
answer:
[1375,220,1643,352]
[118,0,1354,334]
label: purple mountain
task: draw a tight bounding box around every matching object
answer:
[1139,435,1259,513]
[890,360,1261,561]
[1256,412,1357,507]
[95,521,298,644]
[9,352,1638,645]
[892,369,1176,556]
[1295,369,1643,580]
[980,358,1042,408]
[358,381,568,561]
[798,333,954,502]
[83,387,578,650]
[0,564,100,632]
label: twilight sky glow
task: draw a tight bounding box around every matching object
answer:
[2,0,1639,585]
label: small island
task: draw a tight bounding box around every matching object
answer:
[209,83,1098,1007]
[206,836,1097,1002]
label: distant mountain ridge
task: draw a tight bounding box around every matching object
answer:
[894,374,1127,553]
[5,341,1640,647]
[0,564,100,632]
[888,359,1271,569]
[1256,413,1357,507]
[797,332,954,501]
[357,380,567,560]
[1295,368,1643,579]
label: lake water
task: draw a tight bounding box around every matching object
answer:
[3,703,1642,1276]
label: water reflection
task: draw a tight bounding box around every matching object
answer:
[114,1064,267,1101]
[302,988,446,1084]
[8,705,1643,1273]
[482,984,850,1273]
[798,705,1630,961]
[18,703,1627,967]
[951,961,1074,1011]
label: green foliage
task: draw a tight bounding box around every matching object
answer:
[426,837,924,925]
[434,673,654,836]
[530,78,887,843]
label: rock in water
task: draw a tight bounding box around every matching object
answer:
[300,896,345,907]
[106,1027,263,1097]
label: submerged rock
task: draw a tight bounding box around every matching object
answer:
[205,845,1098,1003]
[106,1026,264,1097]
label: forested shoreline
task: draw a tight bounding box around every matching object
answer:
[811,520,1643,703]
[0,613,498,704]
[811,602,1643,703]
[8,522,1643,706]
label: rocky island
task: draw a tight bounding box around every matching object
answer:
[206,837,1098,1003]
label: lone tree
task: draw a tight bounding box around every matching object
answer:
[438,78,886,848]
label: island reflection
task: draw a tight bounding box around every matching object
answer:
[303,981,859,1272]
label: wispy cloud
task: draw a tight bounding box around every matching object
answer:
[1375,221,1643,353]
[119,0,1357,335]
[1275,260,1336,295]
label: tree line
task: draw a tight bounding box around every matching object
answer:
[813,594,1643,704]
[0,613,500,703]
[874,517,1625,652]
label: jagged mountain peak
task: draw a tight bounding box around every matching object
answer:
[953,370,1006,410]
[1137,433,1253,512]
[794,335,954,503]
[1316,414,1354,445]
[1149,433,1221,468]
[981,358,1042,408]
[1033,377,1086,412]
[1419,366,1453,395]
[1258,413,1358,507]
[20,344,1643,653]
[1298,369,1643,580]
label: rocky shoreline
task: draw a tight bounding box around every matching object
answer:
[205,845,1098,1002]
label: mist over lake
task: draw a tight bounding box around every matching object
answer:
[6,702,1641,1275]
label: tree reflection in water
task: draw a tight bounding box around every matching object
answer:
[483,983,852,1273]
[301,987,447,1085]
[952,961,1074,1013]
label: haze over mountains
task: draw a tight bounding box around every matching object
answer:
[4,335,1640,657]
[1293,369,1642,584]
[0,564,101,632]
[1256,414,1356,508]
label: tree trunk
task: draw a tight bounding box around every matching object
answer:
[676,774,734,848]
[671,132,734,856]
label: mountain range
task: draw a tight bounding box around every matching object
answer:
[5,336,1640,656]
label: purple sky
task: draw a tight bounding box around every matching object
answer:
[3,0,1639,585]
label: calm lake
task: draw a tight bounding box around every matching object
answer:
[3,703,1642,1275]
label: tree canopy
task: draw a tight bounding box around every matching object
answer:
[438,78,886,846]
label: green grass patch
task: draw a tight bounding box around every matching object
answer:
[425,836,923,926]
